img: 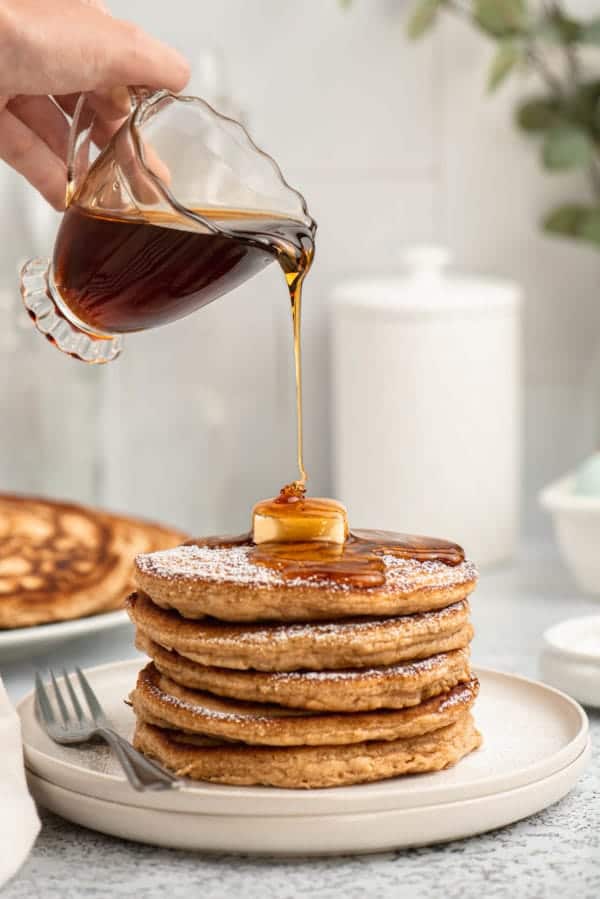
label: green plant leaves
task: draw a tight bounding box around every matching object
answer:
[474,0,527,38]
[572,80,600,138]
[544,204,587,235]
[580,17,600,45]
[542,125,594,170]
[579,208,600,243]
[398,0,600,252]
[544,204,600,247]
[517,83,600,142]
[516,97,562,131]
[407,0,442,39]
[537,10,581,44]
[488,41,522,91]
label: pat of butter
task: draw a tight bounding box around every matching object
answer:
[252,496,348,545]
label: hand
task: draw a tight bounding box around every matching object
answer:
[0,0,190,209]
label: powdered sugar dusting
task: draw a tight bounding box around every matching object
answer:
[143,670,476,723]
[439,679,477,709]
[148,682,252,722]
[136,544,478,594]
[163,599,469,648]
[145,676,308,722]
[266,649,468,683]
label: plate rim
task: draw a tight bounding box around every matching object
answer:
[25,737,592,820]
[18,659,590,815]
[24,740,592,853]
[0,608,129,650]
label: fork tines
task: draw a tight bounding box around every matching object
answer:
[34,667,105,730]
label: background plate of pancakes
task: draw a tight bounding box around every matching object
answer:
[0,495,185,662]
[0,608,130,665]
[18,658,590,854]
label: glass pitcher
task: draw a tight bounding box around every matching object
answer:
[19,89,316,363]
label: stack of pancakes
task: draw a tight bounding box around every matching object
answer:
[128,541,482,788]
[0,494,185,629]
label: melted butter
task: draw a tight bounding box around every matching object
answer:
[252,484,348,545]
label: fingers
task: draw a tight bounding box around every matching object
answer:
[7,95,70,161]
[0,107,66,209]
[0,3,190,97]
[97,19,190,93]
[86,86,132,122]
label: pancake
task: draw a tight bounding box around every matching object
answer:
[131,662,479,747]
[134,543,478,622]
[127,591,473,671]
[133,713,482,788]
[136,632,472,712]
[0,494,186,629]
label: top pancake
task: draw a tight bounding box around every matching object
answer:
[134,542,478,622]
[0,493,186,628]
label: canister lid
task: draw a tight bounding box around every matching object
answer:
[332,245,521,316]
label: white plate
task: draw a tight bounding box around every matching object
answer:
[19,661,589,814]
[0,610,129,664]
[26,746,591,855]
[19,661,590,854]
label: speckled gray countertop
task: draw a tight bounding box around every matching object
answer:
[2,543,599,899]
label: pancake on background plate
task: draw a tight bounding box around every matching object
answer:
[0,494,186,629]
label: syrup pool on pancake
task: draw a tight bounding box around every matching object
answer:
[185,482,466,590]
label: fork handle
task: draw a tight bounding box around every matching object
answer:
[97,727,179,791]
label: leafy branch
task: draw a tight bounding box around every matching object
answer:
[340,0,600,249]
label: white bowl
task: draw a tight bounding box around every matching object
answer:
[540,616,600,707]
[540,474,600,596]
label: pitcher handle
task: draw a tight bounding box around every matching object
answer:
[65,93,96,206]
[65,87,153,206]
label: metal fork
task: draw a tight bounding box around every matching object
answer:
[34,667,180,791]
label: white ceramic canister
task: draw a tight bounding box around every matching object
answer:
[331,248,522,567]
